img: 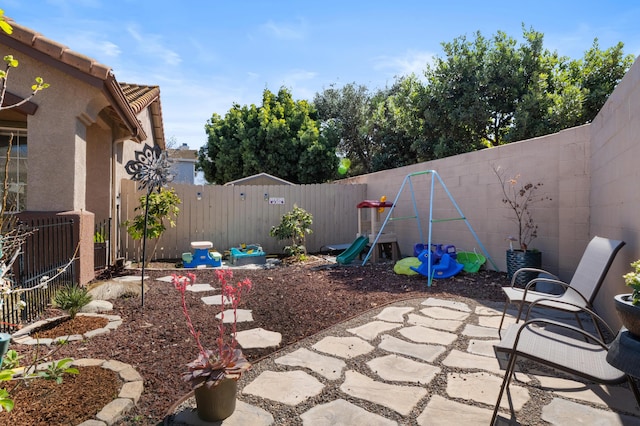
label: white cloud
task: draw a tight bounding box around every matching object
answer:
[261,19,306,40]
[126,23,181,66]
[373,50,434,80]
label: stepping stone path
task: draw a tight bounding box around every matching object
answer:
[162,276,640,425]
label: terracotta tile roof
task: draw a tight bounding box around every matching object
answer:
[0,19,165,146]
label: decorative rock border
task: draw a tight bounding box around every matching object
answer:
[11,358,143,426]
[11,313,123,346]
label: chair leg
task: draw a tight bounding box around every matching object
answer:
[498,301,511,338]
[628,376,640,408]
[491,351,518,424]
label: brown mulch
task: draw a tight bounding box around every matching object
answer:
[0,366,121,425]
[2,259,508,425]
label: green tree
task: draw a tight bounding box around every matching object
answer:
[198,87,338,184]
[313,83,373,175]
[124,188,181,264]
[415,26,633,160]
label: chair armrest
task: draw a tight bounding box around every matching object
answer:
[523,298,616,339]
[510,268,558,287]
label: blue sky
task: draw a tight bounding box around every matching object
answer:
[4,1,640,150]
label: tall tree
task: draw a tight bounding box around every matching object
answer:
[415,26,634,160]
[197,87,338,184]
[313,83,373,175]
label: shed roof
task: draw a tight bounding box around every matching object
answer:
[224,172,295,186]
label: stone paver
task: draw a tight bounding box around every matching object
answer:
[477,314,516,329]
[461,323,500,338]
[312,336,375,359]
[375,306,414,322]
[442,349,502,374]
[242,370,324,405]
[171,400,274,426]
[533,372,640,415]
[236,328,281,348]
[421,298,471,312]
[378,334,446,363]
[447,371,529,410]
[186,283,216,292]
[416,395,493,425]
[541,397,638,426]
[419,306,471,321]
[300,399,398,426]
[201,294,231,305]
[347,320,400,340]
[276,348,346,380]
[398,325,458,345]
[216,308,253,323]
[340,370,427,416]
[367,354,440,384]
[467,338,500,357]
[406,313,462,332]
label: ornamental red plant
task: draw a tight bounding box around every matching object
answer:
[172,270,252,389]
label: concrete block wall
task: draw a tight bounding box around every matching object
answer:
[344,54,640,328]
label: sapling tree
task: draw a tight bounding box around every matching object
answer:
[269,205,313,258]
[124,187,181,265]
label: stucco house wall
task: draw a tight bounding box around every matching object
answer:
[0,20,166,284]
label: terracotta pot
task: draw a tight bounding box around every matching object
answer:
[506,250,542,287]
[614,294,640,338]
[193,377,237,422]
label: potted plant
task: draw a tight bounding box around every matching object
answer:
[616,260,640,337]
[494,166,550,286]
[172,270,252,422]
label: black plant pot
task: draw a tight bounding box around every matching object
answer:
[614,294,640,338]
[506,250,542,287]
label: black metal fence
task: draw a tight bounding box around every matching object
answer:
[1,217,76,333]
[94,218,111,270]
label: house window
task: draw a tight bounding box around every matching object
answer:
[0,128,27,212]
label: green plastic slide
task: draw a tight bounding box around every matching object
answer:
[336,236,369,265]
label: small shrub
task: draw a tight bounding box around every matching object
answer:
[52,284,92,319]
[269,205,313,257]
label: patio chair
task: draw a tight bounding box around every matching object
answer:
[497,236,625,337]
[492,301,640,425]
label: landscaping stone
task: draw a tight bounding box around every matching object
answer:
[378,334,446,362]
[340,370,427,416]
[300,399,398,426]
[398,325,458,345]
[367,354,440,384]
[235,327,281,348]
[275,348,346,380]
[312,336,375,359]
[347,320,400,340]
[447,371,529,410]
[421,298,471,312]
[216,308,253,323]
[242,370,324,405]
[419,306,471,321]
[374,306,414,322]
[417,395,493,425]
[406,313,463,332]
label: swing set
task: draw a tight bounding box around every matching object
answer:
[361,170,498,286]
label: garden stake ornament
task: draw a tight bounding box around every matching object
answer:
[125,143,173,306]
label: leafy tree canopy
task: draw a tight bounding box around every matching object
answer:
[313,26,634,172]
[197,87,339,184]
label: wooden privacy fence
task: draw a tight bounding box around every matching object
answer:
[119,180,367,260]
